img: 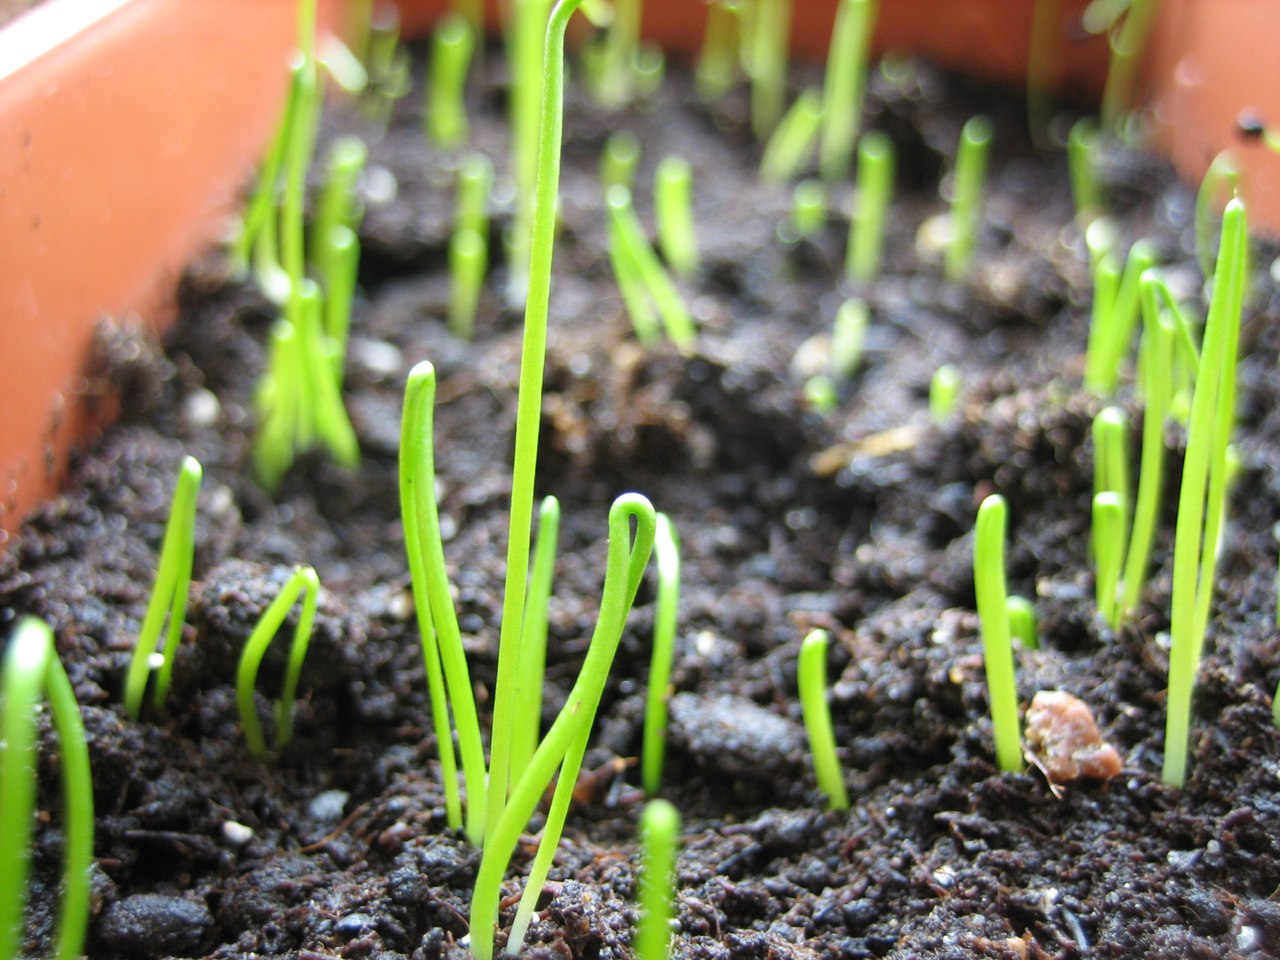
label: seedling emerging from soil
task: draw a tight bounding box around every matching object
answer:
[1194,151,1240,281]
[607,185,697,351]
[830,298,869,381]
[601,129,642,191]
[974,494,1023,773]
[1093,491,1125,627]
[749,0,792,139]
[790,180,827,238]
[1007,595,1038,650]
[427,13,476,147]
[124,455,202,719]
[759,88,822,184]
[1164,198,1247,788]
[450,153,494,338]
[846,130,894,283]
[363,8,412,128]
[236,565,320,759]
[643,514,681,796]
[943,116,993,282]
[929,364,961,421]
[696,0,742,101]
[583,0,641,108]
[805,376,840,415]
[312,136,367,286]
[654,156,699,280]
[1,618,94,960]
[819,0,877,182]
[322,225,360,382]
[509,495,561,786]
[1068,118,1103,223]
[1092,406,1130,545]
[1099,0,1159,135]
[1084,238,1158,395]
[634,799,681,960]
[798,628,850,810]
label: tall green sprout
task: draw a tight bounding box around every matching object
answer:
[642,514,680,796]
[759,89,823,184]
[944,116,993,282]
[654,157,699,280]
[974,494,1022,773]
[634,799,681,960]
[749,0,792,139]
[798,628,849,810]
[427,13,476,147]
[819,0,877,182]
[1163,198,1247,787]
[1,618,94,960]
[846,130,894,283]
[1100,0,1160,135]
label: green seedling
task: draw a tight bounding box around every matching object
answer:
[1084,216,1118,272]
[457,152,494,240]
[929,364,961,421]
[1092,406,1130,541]
[943,116,993,281]
[124,456,202,719]
[654,157,699,280]
[450,228,488,340]
[1007,595,1038,650]
[1,618,94,960]
[427,13,476,147]
[607,185,697,351]
[509,495,561,787]
[798,628,850,810]
[1194,151,1240,281]
[643,514,680,796]
[759,88,823,184]
[1100,0,1159,135]
[846,130,894,283]
[322,225,360,383]
[1026,0,1061,147]
[601,130,642,192]
[790,179,826,238]
[805,375,839,415]
[819,0,877,182]
[364,7,412,127]
[1164,197,1247,788]
[830,298,869,381]
[634,799,681,960]
[311,136,367,286]
[236,565,320,759]
[585,0,641,107]
[974,494,1022,773]
[400,362,487,843]
[1068,118,1103,223]
[1093,492,1125,627]
[1117,273,1176,621]
[632,44,666,98]
[696,0,743,101]
[1084,237,1158,395]
[478,495,657,960]
[749,0,792,139]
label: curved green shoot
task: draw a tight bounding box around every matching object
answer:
[819,0,877,182]
[1118,274,1175,621]
[790,180,826,238]
[1164,198,1247,787]
[654,157,699,280]
[124,456,202,719]
[798,628,849,810]
[509,495,561,788]
[760,88,822,184]
[1068,118,1102,223]
[401,362,487,843]
[634,799,681,960]
[427,13,476,147]
[236,565,320,759]
[1,618,94,960]
[749,0,792,139]
[607,185,697,352]
[312,136,367,285]
[1006,595,1038,650]
[601,130,642,192]
[1093,492,1125,627]
[486,0,585,849]
[974,494,1022,773]
[846,130,894,284]
[475,493,657,960]
[944,116,993,281]
[929,364,961,422]
[642,513,680,796]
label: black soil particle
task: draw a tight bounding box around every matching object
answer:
[4,41,1280,960]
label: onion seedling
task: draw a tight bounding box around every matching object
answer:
[846,130,894,283]
[1007,595,1038,650]
[585,0,641,108]
[1100,0,1159,135]
[607,185,697,352]
[1092,406,1130,540]
[1163,198,1247,788]
[363,7,412,128]
[798,629,850,810]
[124,456,202,719]
[929,364,961,421]
[759,88,823,184]
[1068,118,1103,224]
[1194,151,1240,281]
[1,618,94,960]
[804,376,839,415]
[830,298,869,381]
[322,225,360,384]
[236,565,320,759]
[974,494,1022,773]
[1092,492,1125,627]
[601,129,642,192]
[654,157,699,280]
[943,116,993,281]
[634,799,681,960]
[696,0,743,102]
[1084,238,1158,395]
[427,13,476,147]
[311,136,367,286]
[790,180,827,238]
[749,0,792,139]
[450,230,487,340]
[643,514,680,796]
[819,0,877,182]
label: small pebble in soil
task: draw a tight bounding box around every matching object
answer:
[98,893,213,957]
[668,692,805,777]
[1023,689,1123,785]
[222,820,255,847]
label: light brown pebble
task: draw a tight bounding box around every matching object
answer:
[1024,690,1123,784]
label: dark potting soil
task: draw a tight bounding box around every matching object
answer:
[4,43,1280,960]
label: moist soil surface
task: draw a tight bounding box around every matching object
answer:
[5,45,1280,960]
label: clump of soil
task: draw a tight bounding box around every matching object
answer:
[4,42,1280,960]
